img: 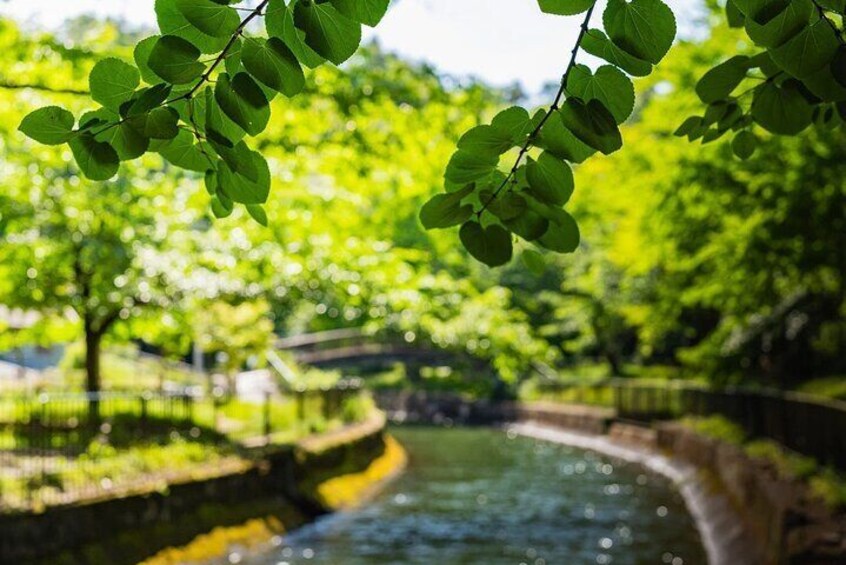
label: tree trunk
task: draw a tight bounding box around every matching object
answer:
[84,323,102,422]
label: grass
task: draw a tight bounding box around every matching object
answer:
[680,415,846,510]
[795,376,846,401]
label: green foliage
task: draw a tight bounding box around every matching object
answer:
[422,0,676,267]
[683,0,846,156]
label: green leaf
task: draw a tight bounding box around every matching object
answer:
[537,0,596,15]
[559,98,623,155]
[522,249,546,275]
[293,0,362,65]
[485,191,528,221]
[603,0,676,65]
[674,116,704,137]
[504,209,549,241]
[732,130,758,159]
[490,106,534,144]
[566,64,635,123]
[209,140,259,182]
[266,0,326,69]
[526,152,574,206]
[696,55,751,104]
[457,125,515,159]
[536,111,596,163]
[19,106,75,145]
[242,37,306,97]
[419,184,475,229]
[93,113,150,161]
[157,129,213,171]
[155,0,230,54]
[215,72,270,136]
[204,86,247,145]
[144,107,181,139]
[331,0,390,26]
[538,209,580,253]
[459,221,513,267]
[726,0,745,27]
[444,150,498,185]
[217,151,271,204]
[769,20,839,79]
[69,133,120,181]
[124,85,173,119]
[744,0,812,49]
[751,79,813,134]
[175,0,240,38]
[134,36,164,85]
[89,58,140,112]
[148,35,205,84]
[211,194,234,218]
[246,204,269,226]
[581,29,653,77]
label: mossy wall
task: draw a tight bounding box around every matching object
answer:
[0,418,389,565]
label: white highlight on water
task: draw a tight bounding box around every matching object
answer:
[508,422,733,565]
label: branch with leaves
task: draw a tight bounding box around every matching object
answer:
[679,0,846,159]
[18,0,390,225]
[420,0,677,268]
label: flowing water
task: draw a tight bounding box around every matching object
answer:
[245,426,706,565]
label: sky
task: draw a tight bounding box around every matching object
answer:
[0,0,704,96]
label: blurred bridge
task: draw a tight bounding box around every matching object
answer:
[275,328,458,369]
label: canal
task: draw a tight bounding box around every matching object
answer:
[245,426,706,564]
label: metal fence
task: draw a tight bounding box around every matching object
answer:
[536,379,846,471]
[0,383,366,512]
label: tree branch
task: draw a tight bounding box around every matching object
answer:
[477,5,596,218]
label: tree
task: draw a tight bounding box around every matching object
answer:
[18,0,845,273]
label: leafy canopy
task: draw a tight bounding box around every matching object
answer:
[17,0,846,271]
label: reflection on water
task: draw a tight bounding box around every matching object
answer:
[245,427,705,565]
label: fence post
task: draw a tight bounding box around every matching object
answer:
[140,393,149,433]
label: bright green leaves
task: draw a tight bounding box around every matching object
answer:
[69,134,120,181]
[581,29,653,77]
[293,0,362,65]
[751,79,813,134]
[265,0,326,69]
[148,35,205,84]
[89,58,141,111]
[559,98,623,155]
[445,150,498,186]
[175,0,240,38]
[22,0,378,227]
[743,0,813,49]
[419,184,475,229]
[215,72,270,136]
[331,0,391,27]
[526,152,574,206]
[155,0,229,54]
[218,150,271,204]
[457,125,516,159]
[430,0,673,268]
[537,0,596,16]
[695,55,751,104]
[567,64,635,123]
[242,37,306,97]
[459,222,513,267]
[769,20,839,80]
[19,106,75,145]
[603,0,676,64]
[689,0,845,155]
[157,130,211,172]
[144,107,181,140]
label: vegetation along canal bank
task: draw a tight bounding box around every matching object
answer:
[0,414,404,565]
